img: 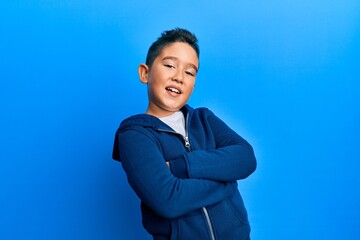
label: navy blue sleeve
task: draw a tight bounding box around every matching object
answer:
[179,109,257,182]
[168,155,189,179]
[117,128,235,219]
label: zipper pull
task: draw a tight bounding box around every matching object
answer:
[184,136,191,150]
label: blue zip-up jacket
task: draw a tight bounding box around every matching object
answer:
[112,105,256,240]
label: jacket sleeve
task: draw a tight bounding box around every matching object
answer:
[116,128,235,219]
[169,109,256,182]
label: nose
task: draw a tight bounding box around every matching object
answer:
[172,69,183,84]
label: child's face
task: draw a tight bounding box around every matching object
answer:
[139,42,199,118]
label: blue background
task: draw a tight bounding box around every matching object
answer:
[1,0,359,239]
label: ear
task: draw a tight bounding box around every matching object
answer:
[138,64,150,84]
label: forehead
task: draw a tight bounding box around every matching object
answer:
[157,42,199,66]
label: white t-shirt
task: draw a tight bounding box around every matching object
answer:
[159,111,186,137]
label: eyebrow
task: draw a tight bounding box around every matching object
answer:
[162,56,199,72]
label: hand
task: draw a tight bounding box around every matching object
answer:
[166,161,170,168]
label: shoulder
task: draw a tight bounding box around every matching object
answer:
[113,115,161,161]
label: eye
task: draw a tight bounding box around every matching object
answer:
[164,64,175,69]
[185,71,196,77]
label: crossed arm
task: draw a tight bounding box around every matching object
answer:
[118,129,236,219]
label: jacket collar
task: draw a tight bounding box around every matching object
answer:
[113,105,193,161]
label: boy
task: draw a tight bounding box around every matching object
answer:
[112,28,256,240]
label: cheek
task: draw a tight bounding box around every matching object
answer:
[188,82,195,93]
[148,75,161,89]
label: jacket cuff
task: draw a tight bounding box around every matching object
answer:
[169,155,189,179]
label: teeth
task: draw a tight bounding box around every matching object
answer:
[166,87,180,94]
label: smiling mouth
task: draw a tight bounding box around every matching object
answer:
[166,87,181,94]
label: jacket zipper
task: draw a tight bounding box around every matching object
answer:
[202,207,216,240]
[158,113,216,240]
